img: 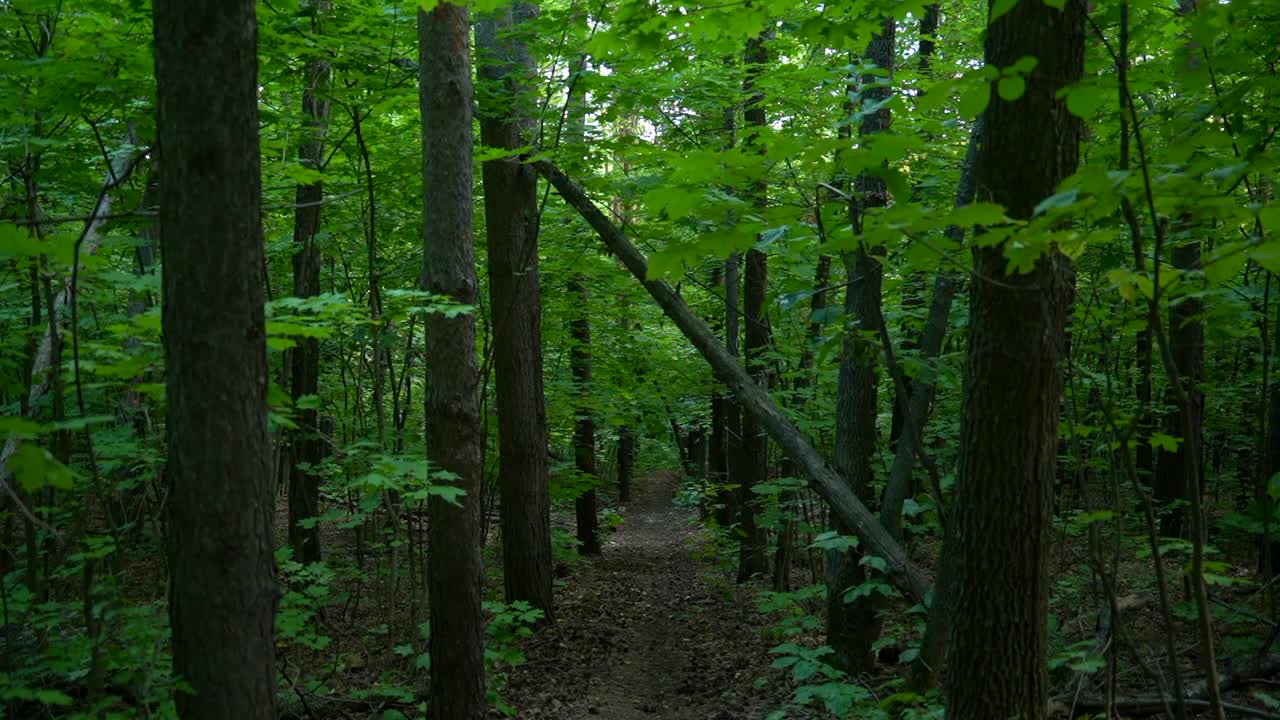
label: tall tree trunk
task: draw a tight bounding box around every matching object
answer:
[940,2,1084,718]
[1155,234,1204,540]
[477,1,555,620]
[737,28,772,583]
[828,20,894,675]
[154,0,277,715]
[570,276,601,555]
[288,0,332,566]
[418,4,487,717]
[1267,295,1280,572]
[716,87,742,531]
[775,253,831,592]
[722,253,743,529]
[890,3,941,452]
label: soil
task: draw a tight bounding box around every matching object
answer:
[497,471,792,720]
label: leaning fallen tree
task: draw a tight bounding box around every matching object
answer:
[533,159,932,604]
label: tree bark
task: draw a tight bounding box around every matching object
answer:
[477,1,555,620]
[774,253,831,592]
[721,253,743,529]
[154,0,277,714]
[535,159,932,604]
[828,18,893,675]
[737,28,772,582]
[288,0,332,566]
[570,276,602,555]
[940,2,1084,718]
[1155,234,1204,540]
[418,4,487,717]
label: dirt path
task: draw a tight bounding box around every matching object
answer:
[499,472,785,719]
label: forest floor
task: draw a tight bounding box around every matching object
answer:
[497,471,791,719]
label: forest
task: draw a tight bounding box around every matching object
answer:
[2,0,1280,718]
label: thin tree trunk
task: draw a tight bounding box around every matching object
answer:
[618,426,636,503]
[737,27,773,581]
[882,119,981,543]
[419,4,487,717]
[288,0,332,565]
[774,253,831,592]
[570,276,601,555]
[890,3,941,452]
[154,0,277,714]
[1154,234,1203,540]
[828,19,894,675]
[722,253,743,529]
[477,1,555,619]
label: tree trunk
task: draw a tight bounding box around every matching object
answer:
[890,4,940,453]
[775,253,832,592]
[618,426,636,503]
[288,0,332,566]
[418,4,487,717]
[477,1,554,621]
[1155,235,1204,540]
[828,19,893,675]
[1266,296,1280,572]
[154,0,277,714]
[721,253,743,529]
[940,2,1084,718]
[570,276,601,555]
[882,118,981,543]
[736,28,772,583]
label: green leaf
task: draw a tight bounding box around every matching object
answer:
[997,76,1026,101]
[990,0,1021,24]
[0,416,45,438]
[1074,510,1114,525]
[809,531,858,552]
[1066,84,1108,118]
[1250,238,1280,274]
[958,82,991,119]
[1010,56,1040,74]
[7,443,76,492]
[1033,187,1081,217]
[1150,433,1181,452]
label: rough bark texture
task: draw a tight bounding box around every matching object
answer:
[941,2,1084,718]
[570,276,601,555]
[721,253,743,529]
[738,247,771,580]
[1155,235,1204,540]
[828,18,893,675]
[736,28,773,583]
[288,0,332,566]
[537,159,932,604]
[153,0,277,715]
[476,1,554,620]
[418,5,487,717]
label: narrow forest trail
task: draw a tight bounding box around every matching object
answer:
[499,472,787,719]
